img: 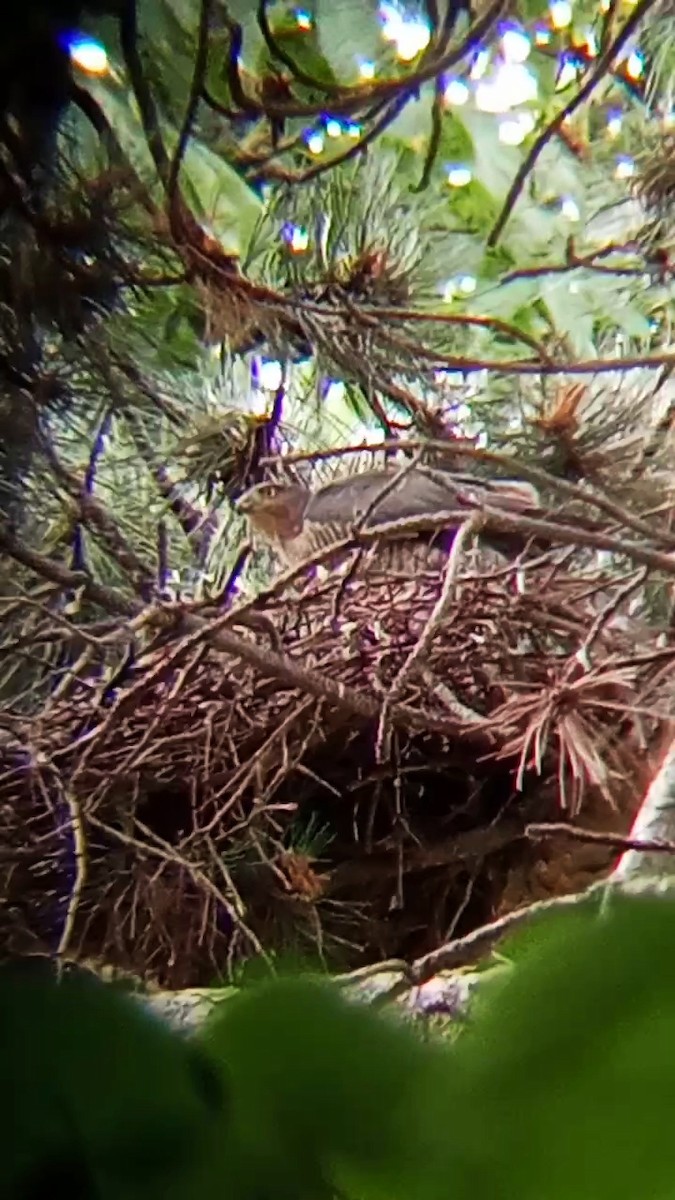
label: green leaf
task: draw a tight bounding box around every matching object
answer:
[437,112,474,164]
[199,976,450,1200]
[440,897,675,1200]
[85,81,262,255]
[85,81,161,197]
[460,109,523,200]
[314,0,383,81]
[540,274,596,353]
[0,963,227,1200]
[447,179,499,233]
[505,203,569,258]
[535,138,585,206]
[467,276,542,320]
[136,0,196,115]
[518,0,553,19]
[610,301,653,339]
[181,140,262,255]
[385,86,436,145]
[261,20,340,89]
[480,245,517,281]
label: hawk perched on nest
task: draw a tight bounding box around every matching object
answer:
[236,464,539,572]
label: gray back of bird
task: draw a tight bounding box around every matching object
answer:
[305,465,536,530]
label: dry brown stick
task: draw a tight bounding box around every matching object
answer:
[576,567,649,665]
[375,515,481,761]
[328,820,523,891]
[195,697,317,838]
[82,646,209,802]
[527,821,675,855]
[56,785,88,959]
[460,506,675,575]
[6,506,666,768]
[388,515,480,695]
[227,504,674,636]
[406,879,609,985]
[88,812,269,965]
[138,608,499,745]
[0,524,138,615]
[60,608,208,785]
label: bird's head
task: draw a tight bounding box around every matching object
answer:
[235,481,310,542]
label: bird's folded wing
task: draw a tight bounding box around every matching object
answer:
[305,467,537,529]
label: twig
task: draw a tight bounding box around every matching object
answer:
[0,522,497,747]
[375,515,481,760]
[283,94,411,187]
[500,243,643,285]
[348,303,555,364]
[211,542,252,607]
[88,812,270,968]
[168,0,214,228]
[296,505,675,577]
[207,0,508,125]
[56,786,88,958]
[0,524,137,616]
[120,0,172,189]
[407,879,610,984]
[190,609,493,742]
[38,439,156,594]
[256,1,339,94]
[412,77,444,193]
[526,821,675,855]
[576,567,649,665]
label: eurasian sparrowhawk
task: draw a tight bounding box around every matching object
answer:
[235,464,539,570]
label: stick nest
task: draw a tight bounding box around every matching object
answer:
[0,547,669,989]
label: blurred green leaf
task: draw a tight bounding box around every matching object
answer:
[447,179,499,233]
[199,975,451,1200]
[518,0,554,19]
[85,82,160,195]
[461,109,523,200]
[385,86,436,144]
[440,897,675,1200]
[9,901,675,1200]
[314,0,383,81]
[437,112,474,165]
[260,19,340,89]
[467,276,542,320]
[181,140,262,254]
[0,963,227,1200]
[540,273,596,353]
[84,82,262,254]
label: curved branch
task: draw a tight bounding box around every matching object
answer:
[168,0,214,228]
[70,84,129,167]
[262,435,675,553]
[411,78,444,193]
[339,303,555,364]
[256,1,339,95]
[120,0,171,189]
